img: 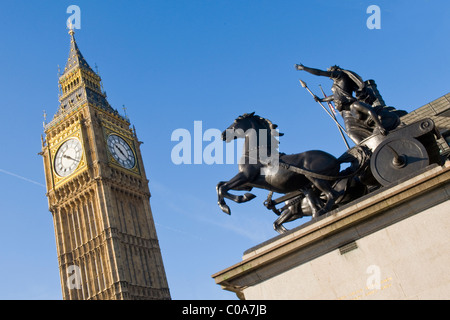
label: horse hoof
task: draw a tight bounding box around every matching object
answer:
[220,204,231,215]
[274,224,288,234]
[313,209,326,219]
[244,193,256,201]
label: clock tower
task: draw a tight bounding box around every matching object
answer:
[41,29,171,300]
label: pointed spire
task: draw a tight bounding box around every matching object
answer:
[122,105,129,120]
[45,28,126,131]
[62,29,95,76]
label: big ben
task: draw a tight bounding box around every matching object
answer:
[41,29,171,300]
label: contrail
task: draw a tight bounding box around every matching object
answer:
[155,222,203,241]
[0,169,46,188]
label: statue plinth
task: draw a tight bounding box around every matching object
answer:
[212,162,450,300]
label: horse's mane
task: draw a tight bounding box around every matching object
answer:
[238,113,283,151]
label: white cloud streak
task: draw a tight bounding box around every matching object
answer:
[0,169,45,188]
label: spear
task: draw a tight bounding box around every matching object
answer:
[299,79,349,136]
[319,84,350,149]
[319,84,336,114]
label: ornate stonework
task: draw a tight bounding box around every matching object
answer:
[41,30,170,300]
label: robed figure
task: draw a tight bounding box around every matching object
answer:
[295,64,405,144]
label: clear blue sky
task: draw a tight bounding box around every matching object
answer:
[0,0,449,299]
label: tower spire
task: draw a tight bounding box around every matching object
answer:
[45,29,122,130]
[62,28,94,76]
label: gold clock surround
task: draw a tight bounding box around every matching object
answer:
[102,124,140,176]
[50,130,87,185]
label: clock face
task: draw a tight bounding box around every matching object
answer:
[107,134,136,169]
[54,138,83,177]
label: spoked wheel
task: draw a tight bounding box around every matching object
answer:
[370,137,430,187]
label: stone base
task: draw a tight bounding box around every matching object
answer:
[212,162,450,300]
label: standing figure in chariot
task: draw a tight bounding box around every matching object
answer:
[295,64,389,143]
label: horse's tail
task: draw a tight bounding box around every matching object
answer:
[337,145,370,176]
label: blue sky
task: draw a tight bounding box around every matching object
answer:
[0,0,449,299]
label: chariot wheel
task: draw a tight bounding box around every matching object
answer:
[370,137,430,187]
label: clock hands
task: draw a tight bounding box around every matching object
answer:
[114,144,127,158]
[107,135,135,169]
[63,154,80,162]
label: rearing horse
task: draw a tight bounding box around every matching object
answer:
[216,113,353,232]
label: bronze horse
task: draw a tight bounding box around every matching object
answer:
[216,113,364,233]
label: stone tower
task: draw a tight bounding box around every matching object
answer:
[41,30,170,300]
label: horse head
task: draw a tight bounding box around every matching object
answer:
[222,112,255,142]
[221,112,284,144]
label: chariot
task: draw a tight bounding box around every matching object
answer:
[263,117,442,232]
[216,113,443,234]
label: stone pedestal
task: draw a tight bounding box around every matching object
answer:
[212,162,450,300]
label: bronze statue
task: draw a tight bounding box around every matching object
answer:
[216,113,440,233]
[216,113,366,233]
[295,64,390,143]
[215,65,440,234]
